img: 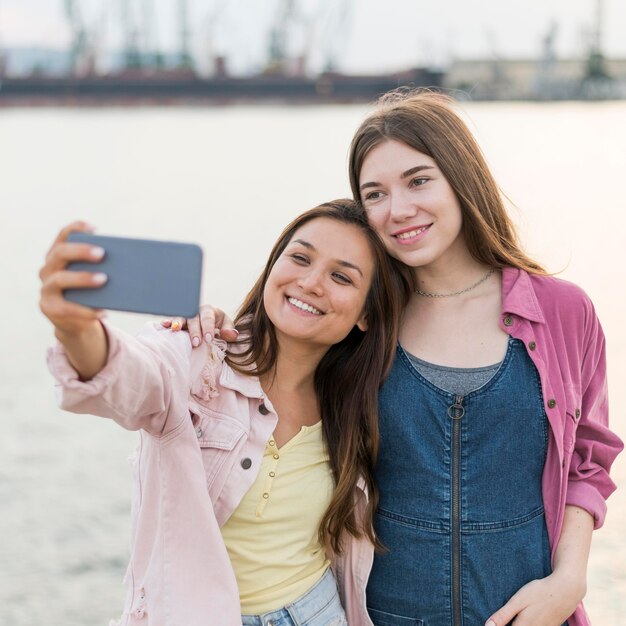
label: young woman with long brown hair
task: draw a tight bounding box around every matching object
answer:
[348,90,622,626]
[39,199,410,626]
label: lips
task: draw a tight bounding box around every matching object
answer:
[286,296,324,316]
[391,224,432,243]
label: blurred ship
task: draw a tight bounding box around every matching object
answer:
[0,67,444,105]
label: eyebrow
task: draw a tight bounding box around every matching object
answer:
[359,164,435,191]
[290,239,364,278]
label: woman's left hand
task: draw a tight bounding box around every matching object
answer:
[485,571,584,626]
[161,304,238,347]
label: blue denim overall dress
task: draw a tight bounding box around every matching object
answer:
[366,338,555,626]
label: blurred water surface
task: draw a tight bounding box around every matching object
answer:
[1,101,625,625]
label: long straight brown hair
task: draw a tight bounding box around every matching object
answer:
[226,199,412,553]
[349,89,546,274]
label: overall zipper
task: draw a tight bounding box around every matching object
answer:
[449,394,465,626]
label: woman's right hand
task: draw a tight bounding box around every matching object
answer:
[40,221,110,380]
[162,304,238,348]
[39,221,108,338]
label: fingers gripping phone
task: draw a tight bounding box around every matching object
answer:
[64,232,203,317]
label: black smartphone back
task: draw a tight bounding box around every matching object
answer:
[64,232,203,317]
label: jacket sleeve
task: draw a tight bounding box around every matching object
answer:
[565,300,624,528]
[46,321,197,437]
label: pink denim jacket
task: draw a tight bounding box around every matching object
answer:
[498,268,622,626]
[47,323,375,626]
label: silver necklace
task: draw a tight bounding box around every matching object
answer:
[415,268,495,298]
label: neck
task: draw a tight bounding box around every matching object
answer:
[413,242,489,295]
[261,337,326,394]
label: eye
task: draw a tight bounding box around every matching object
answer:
[363,190,383,202]
[410,177,428,187]
[290,253,309,264]
[331,272,352,285]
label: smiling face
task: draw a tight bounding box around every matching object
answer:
[359,139,467,271]
[263,217,374,350]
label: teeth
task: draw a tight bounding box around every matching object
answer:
[288,297,322,315]
[396,226,428,240]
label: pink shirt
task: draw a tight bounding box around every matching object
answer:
[47,267,622,626]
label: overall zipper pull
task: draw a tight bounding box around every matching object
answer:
[447,395,465,420]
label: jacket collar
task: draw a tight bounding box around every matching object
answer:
[501,267,546,324]
[189,340,265,401]
[219,364,265,399]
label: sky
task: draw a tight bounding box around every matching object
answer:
[0,0,625,74]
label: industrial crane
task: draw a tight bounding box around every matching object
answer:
[267,0,297,73]
[65,0,89,74]
[120,0,141,69]
[586,0,608,79]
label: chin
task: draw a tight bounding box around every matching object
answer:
[390,249,430,268]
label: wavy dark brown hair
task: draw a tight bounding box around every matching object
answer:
[226,199,412,553]
[349,88,545,274]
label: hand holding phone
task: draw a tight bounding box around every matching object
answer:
[64,232,203,317]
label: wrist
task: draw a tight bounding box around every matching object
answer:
[54,319,102,346]
[54,320,108,381]
[550,564,587,601]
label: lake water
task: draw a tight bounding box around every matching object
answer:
[1,101,625,625]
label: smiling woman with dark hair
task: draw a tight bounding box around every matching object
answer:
[39,199,411,626]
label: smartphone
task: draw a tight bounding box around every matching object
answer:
[64,232,203,317]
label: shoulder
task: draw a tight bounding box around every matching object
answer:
[528,273,597,318]
[503,268,601,335]
[521,272,604,346]
[527,272,590,301]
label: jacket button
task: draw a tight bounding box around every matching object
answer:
[575,408,581,420]
[547,399,556,409]
[503,315,513,326]
[528,341,536,351]
[241,457,252,470]
[258,403,270,415]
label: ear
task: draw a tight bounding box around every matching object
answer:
[356,312,368,332]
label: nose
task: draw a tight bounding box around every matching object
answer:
[296,267,324,296]
[389,188,417,222]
